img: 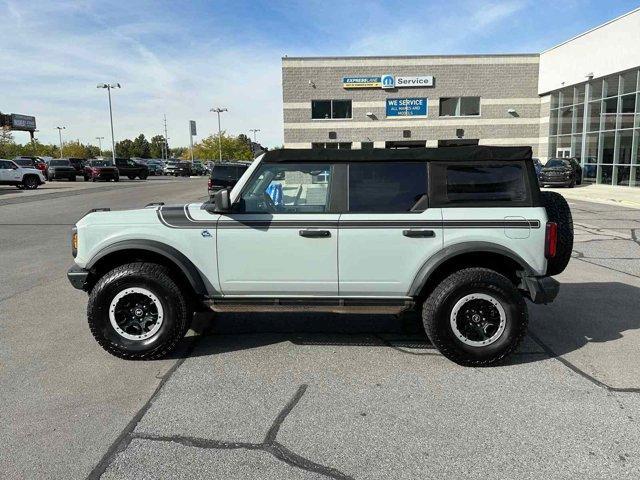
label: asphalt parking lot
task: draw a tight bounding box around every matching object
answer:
[1,180,640,479]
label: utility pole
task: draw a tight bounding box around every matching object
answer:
[97,83,121,164]
[163,114,169,160]
[95,136,104,156]
[210,107,227,162]
[56,126,66,158]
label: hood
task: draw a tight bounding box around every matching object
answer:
[541,166,571,172]
[20,167,42,175]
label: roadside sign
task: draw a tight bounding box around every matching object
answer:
[9,114,37,131]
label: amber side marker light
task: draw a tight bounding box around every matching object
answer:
[71,229,78,258]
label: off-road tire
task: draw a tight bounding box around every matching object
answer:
[540,191,573,276]
[422,268,528,366]
[87,262,191,359]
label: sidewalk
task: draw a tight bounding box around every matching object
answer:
[547,183,640,209]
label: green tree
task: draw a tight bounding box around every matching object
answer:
[189,132,253,161]
[0,129,20,158]
[131,134,151,158]
[149,135,168,159]
[115,139,134,159]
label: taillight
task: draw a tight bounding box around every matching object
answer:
[545,222,558,259]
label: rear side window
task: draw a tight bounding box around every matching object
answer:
[213,166,235,180]
[348,162,428,213]
[445,164,526,203]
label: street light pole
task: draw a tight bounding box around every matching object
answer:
[210,107,227,162]
[95,136,104,156]
[97,83,121,164]
[249,128,260,143]
[56,126,66,158]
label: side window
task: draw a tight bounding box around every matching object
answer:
[0,160,11,169]
[445,164,526,202]
[348,162,428,213]
[239,163,332,214]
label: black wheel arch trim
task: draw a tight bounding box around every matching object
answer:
[408,241,538,297]
[86,240,209,296]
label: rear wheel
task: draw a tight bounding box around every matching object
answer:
[139,172,148,180]
[540,191,573,276]
[422,268,527,366]
[87,263,192,359]
[114,177,120,182]
[70,176,76,182]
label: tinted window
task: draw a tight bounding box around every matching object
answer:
[50,160,70,166]
[446,164,526,202]
[0,160,14,169]
[312,100,331,119]
[349,163,427,213]
[212,165,236,180]
[14,159,32,167]
[311,100,352,119]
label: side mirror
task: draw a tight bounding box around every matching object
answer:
[213,188,231,212]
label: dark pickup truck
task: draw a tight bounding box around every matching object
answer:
[115,158,149,180]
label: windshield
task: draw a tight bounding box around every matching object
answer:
[50,160,70,166]
[545,159,570,168]
[88,160,111,167]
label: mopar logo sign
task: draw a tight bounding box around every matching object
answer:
[386,98,428,117]
[381,75,395,89]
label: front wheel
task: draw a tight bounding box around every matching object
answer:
[22,175,39,190]
[87,263,192,359]
[422,268,527,366]
[139,173,148,180]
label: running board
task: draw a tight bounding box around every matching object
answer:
[204,298,415,314]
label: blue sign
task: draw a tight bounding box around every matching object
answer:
[386,98,428,117]
[381,74,395,89]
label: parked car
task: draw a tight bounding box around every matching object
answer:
[191,161,206,176]
[67,158,86,176]
[146,160,164,176]
[47,159,77,181]
[208,162,250,196]
[533,158,543,177]
[539,158,582,188]
[14,156,49,177]
[0,159,46,189]
[165,161,192,177]
[84,159,119,182]
[67,146,572,365]
[114,158,148,180]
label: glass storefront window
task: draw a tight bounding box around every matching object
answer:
[574,84,585,105]
[616,166,631,186]
[601,132,616,164]
[603,97,618,131]
[588,100,602,132]
[620,94,636,129]
[560,87,574,107]
[634,130,640,164]
[618,130,633,164]
[558,107,573,135]
[590,80,603,101]
[572,134,582,161]
[550,93,559,109]
[583,164,597,184]
[604,75,619,98]
[557,135,572,154]
[584,132,599,163]
[549,110,559,136]
[599,164,613,185]
[621,70,638,95]
[575,103,584,134]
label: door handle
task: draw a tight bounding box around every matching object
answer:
[299,229,331,238]
[403,229,435,238]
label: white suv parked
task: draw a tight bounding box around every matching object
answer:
[67,146,572,366]
[0,159,46,189]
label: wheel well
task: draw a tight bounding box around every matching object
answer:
[416,251,524,301]
[23,174,39,181]
[86,249,200,302]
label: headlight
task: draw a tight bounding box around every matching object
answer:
[71,227,78,258]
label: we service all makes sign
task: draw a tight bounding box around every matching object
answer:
[386,98,428,117]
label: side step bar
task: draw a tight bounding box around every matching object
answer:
[204,298,415,314]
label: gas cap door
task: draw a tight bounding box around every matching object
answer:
[504,215,530,239]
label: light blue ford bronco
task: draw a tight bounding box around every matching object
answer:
[67,146,572,365]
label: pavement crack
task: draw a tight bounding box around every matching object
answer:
[264,384,308,444]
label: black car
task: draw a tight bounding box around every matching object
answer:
[539,158,582,188]
[114,158,149,180]
[208,162,250,196]
[67,158,86,176]
[47,159,77,181]
[165,161,192,177]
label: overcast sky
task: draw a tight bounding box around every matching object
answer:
[1,0,638,148]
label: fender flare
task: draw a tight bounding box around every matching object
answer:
[407,241,537,297]
[86,239,208,296]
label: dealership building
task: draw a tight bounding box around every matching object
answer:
[282,8,640,186]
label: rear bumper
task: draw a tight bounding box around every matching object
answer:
[67,264,90,291]
[521,275,560,304]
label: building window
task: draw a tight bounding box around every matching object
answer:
[311,142,352,149]
[439,97,480,117]
[311,100,352,119]
[360,142,374,149]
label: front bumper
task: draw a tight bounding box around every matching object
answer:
[521,275,560,304]
[67,264,90,290]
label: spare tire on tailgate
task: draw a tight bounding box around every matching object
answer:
[540,191,573,276]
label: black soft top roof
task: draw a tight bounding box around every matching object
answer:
[263,146,532,163]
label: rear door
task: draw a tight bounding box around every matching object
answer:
[338,162,443,296]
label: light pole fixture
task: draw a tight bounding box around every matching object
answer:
[97,83,121,163]
[210,107,228,162]
[249,128,261,144]
[56,126,66,158]
[95,136,105,156]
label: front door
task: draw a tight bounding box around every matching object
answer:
[217,161,339,296]
[338,162,443,296]
[0,160,21,184]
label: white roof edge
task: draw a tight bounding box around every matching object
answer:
[541,7,640,54]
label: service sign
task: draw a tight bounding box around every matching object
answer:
[395,76,434,88]
[386,98,428,117]
[10,114,36,131]
[342,76,382,89]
